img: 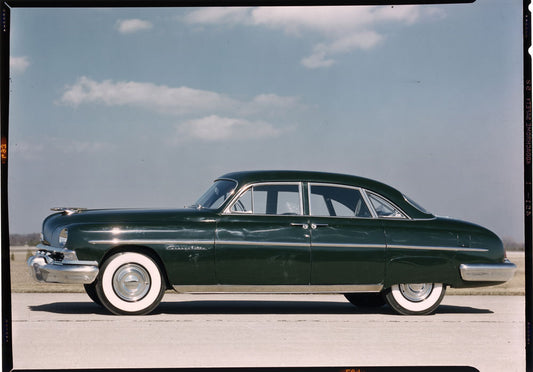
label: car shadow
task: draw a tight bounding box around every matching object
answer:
[29,302,110,315]
[28,300,493,316]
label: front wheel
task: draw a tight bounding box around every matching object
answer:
[84,281,102,306]
[384,283,446,315]
[96,252,165,315]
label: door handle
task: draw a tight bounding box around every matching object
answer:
[290,223,309,229]
[311,223,328,229]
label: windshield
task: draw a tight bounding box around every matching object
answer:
[193,179,238,210]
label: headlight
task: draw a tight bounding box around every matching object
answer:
[59,228,68,248]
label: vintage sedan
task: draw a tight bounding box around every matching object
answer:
[28,170,516,315]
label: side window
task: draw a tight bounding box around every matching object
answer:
[309,184,372,218]
[230,184,302,215]
[254,184,301,215]
[367,192,406,219]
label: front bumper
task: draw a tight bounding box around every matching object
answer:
[459,259,517,282]
[27,244,99,284]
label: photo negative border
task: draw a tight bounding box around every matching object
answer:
[0,1,530,371]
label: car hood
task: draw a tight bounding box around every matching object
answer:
[41,208,217,243]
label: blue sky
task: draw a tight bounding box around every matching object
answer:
[7,2,525,242]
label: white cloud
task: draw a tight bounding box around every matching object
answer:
[58,77,300,143]
[175,115,282,142]
[58,77,301,116]
[116,19,153,34]
[185,6,445,69]
[302,30,383,68]
[10,56,30,74]
[59,76,237,115]
[184,7,250,25]
[301,50,335,69]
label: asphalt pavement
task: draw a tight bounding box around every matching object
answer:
[10,293,525,371]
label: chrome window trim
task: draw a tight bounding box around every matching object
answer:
[223,182,304,216]
[363,190,411,220]
[307,182,373,219]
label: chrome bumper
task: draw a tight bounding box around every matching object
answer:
[27,244,99,284]
[459,259,517,282]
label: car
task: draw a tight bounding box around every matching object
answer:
[27,170,517,316]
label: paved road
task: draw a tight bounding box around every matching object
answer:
[11,293,525,371]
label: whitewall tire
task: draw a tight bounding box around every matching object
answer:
[96,252,165,315]
[385,283,446,315]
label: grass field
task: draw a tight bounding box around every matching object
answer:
[9,247,526,295]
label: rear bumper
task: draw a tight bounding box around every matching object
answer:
[459,259,517,282]
[27,245,99,284]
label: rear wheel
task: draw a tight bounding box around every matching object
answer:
[96,252,165,315]
[344,293,385,308]
[384,283,445,315]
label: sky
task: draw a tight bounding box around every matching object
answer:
[6,1,525,242]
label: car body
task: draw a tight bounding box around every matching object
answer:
[28,170,516,315]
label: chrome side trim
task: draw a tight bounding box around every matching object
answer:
[311,242,385,249]
[173,284,383,294]
[87,239,489,253]
[388,244,489,253]
[460,259,517,282]
[216,240,309,248]
[88,239,214,245]
[83,229,187,234]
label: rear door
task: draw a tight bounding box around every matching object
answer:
[307,183,387,287]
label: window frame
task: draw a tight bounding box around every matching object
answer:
[365,190,410,220]
[307,182,375,219]
[224,182,304,216]
[224,180,411,220]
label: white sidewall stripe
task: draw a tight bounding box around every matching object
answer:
[102,253,162,313]
[390,283,443,312]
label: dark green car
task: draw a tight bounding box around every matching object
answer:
[28,170,516,315]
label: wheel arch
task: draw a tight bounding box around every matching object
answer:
[99,245,172,289]
[384,254,457,288]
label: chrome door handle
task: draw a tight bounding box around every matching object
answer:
[291,223,309,229]
[311,223,328,229]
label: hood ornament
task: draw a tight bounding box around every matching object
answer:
[51,207,87,215]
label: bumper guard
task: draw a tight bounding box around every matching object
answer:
[27,244,99,284]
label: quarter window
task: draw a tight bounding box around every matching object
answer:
[367,192,406,219]
[309,184,372,218]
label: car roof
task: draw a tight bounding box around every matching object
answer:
[217,170,434,219]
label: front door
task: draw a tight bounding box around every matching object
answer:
[215,183,311,285]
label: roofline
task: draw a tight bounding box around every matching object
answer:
[216,170,434,219]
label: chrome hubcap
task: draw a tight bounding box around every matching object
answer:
[399,283,433,302]
[113,264,151,302]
